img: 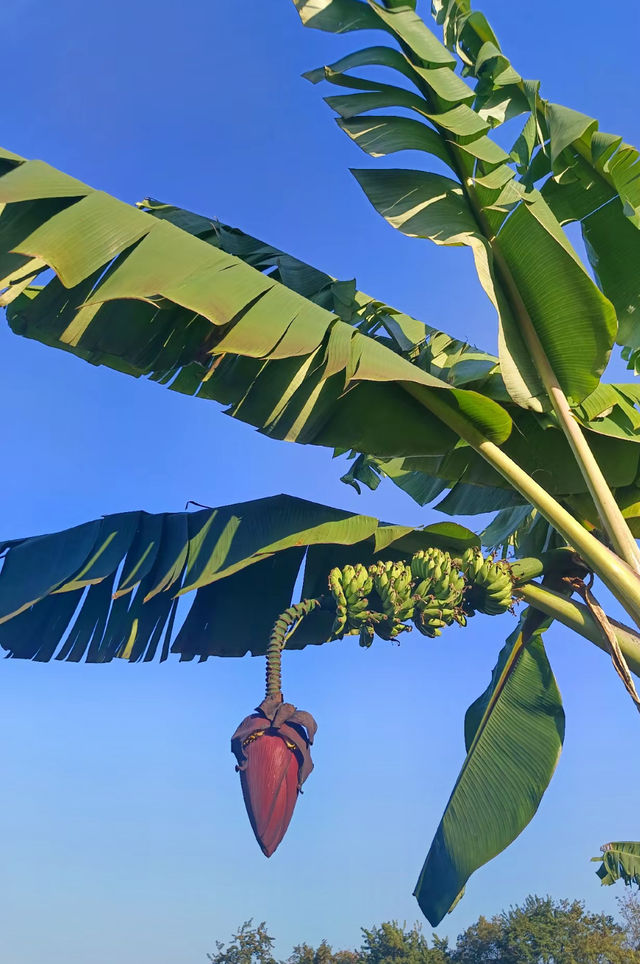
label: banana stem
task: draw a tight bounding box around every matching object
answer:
[486,236,640,574]
[405,384,640,628]
[518,581,640,679]
[265,599,323,699]
[509,548,584,585]
[442,136,640,574]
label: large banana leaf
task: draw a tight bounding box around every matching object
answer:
[432,0,640,370]
[594,842,640,888]
[414,614,564,925]
[0,147,511,462]
[138,198,510,397]
[136,201,640,518]
[294,0,618,413]
[0,494,478,662]
[4,167,640,529]
[125,203,640,507]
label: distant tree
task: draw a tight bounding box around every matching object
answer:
[359,921,449,964]
[618,892,640,951]
[208,897,640,964]
[207,920,278,964]
[288,939,360,964]
[450,895,638,963]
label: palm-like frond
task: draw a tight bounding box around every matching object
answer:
[432,0,640,369]
[5,165,640,542]
[416,614,564,925]
[0,494,478,662]
[0,147,510,465]
[594,842,640,888]
[295,0,618,414]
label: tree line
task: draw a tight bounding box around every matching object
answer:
[208,893,640,964]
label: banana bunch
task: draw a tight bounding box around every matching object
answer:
[328,564,373,640]
[461,548,514,616]
[411,549,466,637]
[368,560,414,642]
[327,546,515,649]
[411,548,465,602]
[410,548,466,637]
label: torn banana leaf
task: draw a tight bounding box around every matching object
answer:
[0,494,479,662]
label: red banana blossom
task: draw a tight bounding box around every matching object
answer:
[231,696,317,857]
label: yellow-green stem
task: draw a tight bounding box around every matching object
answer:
[479,438,640,624]
[407,384,640,628]
[443,134,640,574]
[487,237,640,574]
[519,582,640,679]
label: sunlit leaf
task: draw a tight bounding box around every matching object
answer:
[0,495,480,662]
[594,842,640,889]
[415,615,564,925]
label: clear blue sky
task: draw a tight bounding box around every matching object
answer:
[1,1,639,962]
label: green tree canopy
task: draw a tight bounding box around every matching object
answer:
[450,895,637,964]
[207,920,279,964]
[208,898,640,964]
[359,921,449,964]
[288,940,360,964]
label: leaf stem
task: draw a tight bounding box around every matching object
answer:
[486,235,640,574]
[442,132,640,574]
[518,581,640,679]
[407,384,640,627]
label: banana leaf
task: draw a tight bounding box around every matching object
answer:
[0,494,478,662]
[4,159,640,536]
[594,842,640,889]
[432,0,640,369]
[294,0,618,414]
[415,613,564,924]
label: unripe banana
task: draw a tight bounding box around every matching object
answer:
[369,561,413,640]
[463,553,514,616]
[461,547,484,581]
[329,563,375,639]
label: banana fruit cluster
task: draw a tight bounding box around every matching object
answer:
[328,564,373,643]
[327,547,515,647]
[369,561,414,642]
[411,548,466,638]
[460,548,514,617]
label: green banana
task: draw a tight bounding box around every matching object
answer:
[328,566,348,638]
[328,563,374,639]
[411,549,465,636]
[462,549,514,616]
[329,548,513,647]
[369,561,414,641]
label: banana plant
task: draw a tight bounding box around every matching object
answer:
[1,0,640,928]
[593,842,640,889]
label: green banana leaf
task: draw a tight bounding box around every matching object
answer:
[432,0,640,370]
[414,614,564,925]
[294,0,618,413]
[105,204,640,475]
[0,494,479,662]
[0,147,513,464]
[4,165,640,532]
[594,842,640,888]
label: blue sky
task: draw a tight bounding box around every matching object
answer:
[1,1,639,962]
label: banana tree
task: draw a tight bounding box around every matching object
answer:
[1,0,640,928]
[594,842,640,890]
